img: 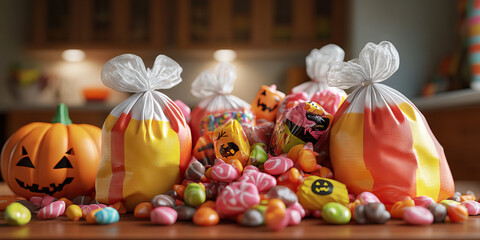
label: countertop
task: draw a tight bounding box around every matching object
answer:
[1,182,480,239]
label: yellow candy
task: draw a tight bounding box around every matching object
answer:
[66,204,82,221]
[213,120,250,166]
[297,176,349,210]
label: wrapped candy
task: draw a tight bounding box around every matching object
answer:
[291,44,347,116]
[327,41,455,205]
[199,109,254,137]
[96,54,192,211]
[190,63,251,145]
[251,85,285,122]
[213,119,250,167]
[269,101,332,156]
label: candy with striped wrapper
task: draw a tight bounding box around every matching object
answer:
[37,201,65,220]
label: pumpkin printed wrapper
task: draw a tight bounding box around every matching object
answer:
[327,41,454,204]
[297,176,349,210]
[269,101,332,156]
[251,85,285,122]
[96,54,192,211]
[213,119,250,167]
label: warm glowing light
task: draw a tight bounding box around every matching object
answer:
[62,49,86,62]
[213,49,237,62]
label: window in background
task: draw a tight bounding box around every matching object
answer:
[130,0,150,43]
[92,0,112,42]
[273,0,292,42]
[190,0,209,43]
[232,0,251,43]
[46,0,70,42]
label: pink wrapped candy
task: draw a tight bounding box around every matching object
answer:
[150,207,178,225]
[414,195,435,208]
[211,162,239,182]
[264,155,294,175]
[237,170,277,194]
[216,182,260,217]
[403,206,433,225]
[357,192,380,205]
[30,196,43,208]
[288,202,306,218]
[461,200,480,216]
[41,195,57,208]
[286,208,301,226]
[37,201,66,220]
[276,92,309,120]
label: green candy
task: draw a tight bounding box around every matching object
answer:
[249,143,268,166]
[5,202,31,226]
[321,202,351,225]
[184,183,206,207]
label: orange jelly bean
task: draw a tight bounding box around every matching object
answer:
[193,207,219,226]
[134,202,154,219]
[199,200,216,209]
[58,198,73,208]
[448,204,468,223]
[287,144,304,162]
[110,202,126,214]
[318,167,333,179]
[86,208,102,224]
[265,199,288,231]
[173,185,186,199]
[389,198,415,219]
[460,194,476,202]
[298,149,317,173]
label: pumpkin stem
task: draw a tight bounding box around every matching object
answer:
[51,103,72,125]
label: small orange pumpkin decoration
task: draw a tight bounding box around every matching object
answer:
[251,85,285,122]
[1,104,101,199]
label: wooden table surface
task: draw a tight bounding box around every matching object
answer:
[1,182,480,239]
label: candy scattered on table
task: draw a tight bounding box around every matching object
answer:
[150,207,178,225]
[403,206,433,225]
[37,201,66,220]
[193,207,219,226]
[66,204,82,221]
[427,203,447,223]
[95,207,120,225]
[321,202,351,225]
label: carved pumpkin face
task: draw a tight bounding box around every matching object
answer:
[251,85,285,122]
[1,104,101,199]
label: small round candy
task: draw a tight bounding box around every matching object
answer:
[403,206,433,225]
[321,202,351,225]
[447,204,468,223]
[175,205,197,221]
[357,192,380,205]
[40,195,57,208]
[134,202,154,219]
[288,202,305,218]
[66,204,82,221]
[151,194,176,208]
[414,195,435,208]
[95,207,120,225]
[185,159,206,181]
[184,183,206,207]
[427,203,447,223]
[287,208,301,226]
[211,162,239,182]
[298,149,317,173]
[5,202,31,226]
[241,209,264,227]
[390,198,415,219]
[461,200,480,216]
[86,208,102,224]
[265,186,298,206]
[264,156,294,175]
[151,207,178,225]
[193,207,219,226]
[364,202,390,224]
[353,205,368,224]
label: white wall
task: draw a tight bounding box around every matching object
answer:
[349,0,458,97]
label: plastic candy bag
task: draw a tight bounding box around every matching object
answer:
[327,41,454,204]
[291,44,347,116]
[96,54,192,211]
[190,63,251,145]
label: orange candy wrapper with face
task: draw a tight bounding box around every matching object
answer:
[251,85,285,122]
[213,120,250,167]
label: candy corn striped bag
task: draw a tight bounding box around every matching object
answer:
[327,41,454,204]
[96,54,192,211]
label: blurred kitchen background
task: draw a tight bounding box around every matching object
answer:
[1,0,479,181]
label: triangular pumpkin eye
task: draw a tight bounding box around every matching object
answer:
[66,148,74,155]
[261,90,266,96]
[16,156,35,168]
[54,156,73,169]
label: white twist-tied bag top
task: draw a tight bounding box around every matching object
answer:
[327,41,400,89]
[101,54,184,122]
[191,62,250,111]
[292,44,346,98]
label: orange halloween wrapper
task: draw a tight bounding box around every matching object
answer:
[327,41,454,204]
[251,85,285,122]
[96,54,192,211]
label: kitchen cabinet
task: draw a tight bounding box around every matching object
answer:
[177,0,347,49]
[29,0,167,49]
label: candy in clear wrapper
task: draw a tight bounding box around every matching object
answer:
[199,109,254,137]
[96,54,192,211]
[242,119,275,146]
[192,132,215,166]
[190,63,251,145]
[213,119,250,166]
[270,101,332,156]
[251,85,285,122]
[327,41,454,205]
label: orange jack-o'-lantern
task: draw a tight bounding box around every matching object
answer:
[0,104,101,199]
[251,85,285,122]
